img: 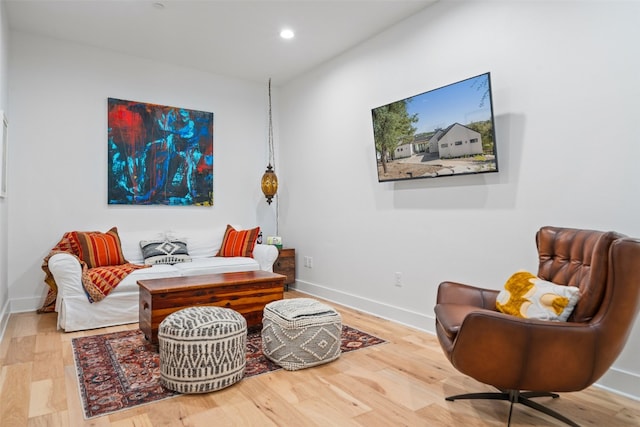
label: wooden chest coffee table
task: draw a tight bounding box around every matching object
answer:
[137,270,286,345]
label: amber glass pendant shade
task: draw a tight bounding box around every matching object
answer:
[261,164,278,204]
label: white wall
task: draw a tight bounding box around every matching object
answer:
[0,0,9,337]
[279,0,640,399]
[7,32,278,312]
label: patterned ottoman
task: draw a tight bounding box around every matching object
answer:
[158,306,247,393]
[261,298,342,371]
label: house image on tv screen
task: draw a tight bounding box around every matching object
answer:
[394,122,483,160]
[428,123,483,159]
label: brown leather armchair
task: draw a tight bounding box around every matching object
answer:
[434,226,640,426]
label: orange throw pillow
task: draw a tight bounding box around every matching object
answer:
[216,225,260,257]
[75,227,127,268]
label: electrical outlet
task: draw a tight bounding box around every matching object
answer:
[308,256,313,268]
[304,256,314,268]
[395,272,402,287]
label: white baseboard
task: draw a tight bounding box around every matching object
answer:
[291,279,639,402]
[0,299,10,343]
[595,367,640,401]
[292,279,435,334]
[10,296,42,313]
[0,296,41,342]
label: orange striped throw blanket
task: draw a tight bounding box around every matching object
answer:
[39,228,148,313]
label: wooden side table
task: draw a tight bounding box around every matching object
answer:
[274,248,295,290]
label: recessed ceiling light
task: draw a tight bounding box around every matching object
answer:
[280,29,295,40]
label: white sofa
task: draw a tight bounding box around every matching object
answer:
[47,226,279,332]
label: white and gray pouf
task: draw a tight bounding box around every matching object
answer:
[158,306,247,393]
[261,298,342,371]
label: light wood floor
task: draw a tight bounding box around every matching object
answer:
[1,290,638,426]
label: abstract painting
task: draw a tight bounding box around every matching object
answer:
[108,98,214,205]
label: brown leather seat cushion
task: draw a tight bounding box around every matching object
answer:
[435,304,494,340]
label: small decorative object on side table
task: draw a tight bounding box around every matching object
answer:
[274,248,295,291]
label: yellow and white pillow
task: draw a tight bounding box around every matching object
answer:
[496,271,580,322]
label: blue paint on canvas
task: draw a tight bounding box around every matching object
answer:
[108,98,214,206]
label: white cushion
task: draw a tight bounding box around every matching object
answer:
[166,227,227,259]
[172,257,259,276]
[119,230,165,264]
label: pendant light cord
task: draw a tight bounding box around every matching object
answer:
[269,78,278,236]
[268,78,275,170]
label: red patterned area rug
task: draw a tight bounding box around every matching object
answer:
[72,325,386,419]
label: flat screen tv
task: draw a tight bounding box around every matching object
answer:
[371,72,498,182]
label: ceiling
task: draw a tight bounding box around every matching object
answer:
[6,0,437,85]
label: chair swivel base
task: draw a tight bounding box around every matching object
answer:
[445,389,580,427]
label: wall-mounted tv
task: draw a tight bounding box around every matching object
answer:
[371,72,498,182]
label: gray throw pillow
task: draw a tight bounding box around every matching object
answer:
[140,239,192,265]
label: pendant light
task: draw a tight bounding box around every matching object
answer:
[261,78,278,204]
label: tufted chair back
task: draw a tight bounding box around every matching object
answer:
[536,226,623,322]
